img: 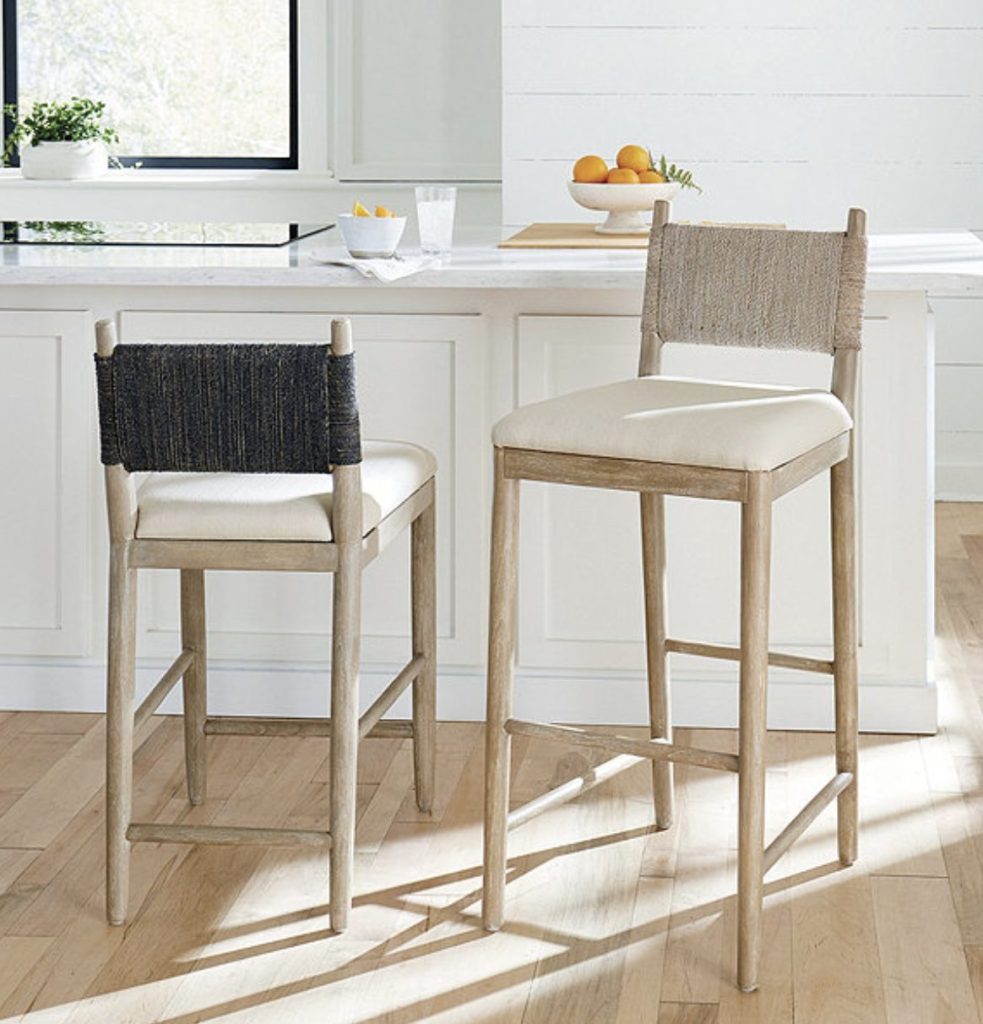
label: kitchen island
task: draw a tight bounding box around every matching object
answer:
[2,228,980,733]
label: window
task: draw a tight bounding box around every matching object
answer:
[2,0,297,168]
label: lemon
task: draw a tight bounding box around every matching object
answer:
[375,205,395,218]
[352,201,371,217]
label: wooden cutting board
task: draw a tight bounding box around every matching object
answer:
[499,223,649,250]
[499,221,787,250]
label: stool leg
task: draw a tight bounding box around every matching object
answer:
[831,455,859,865]
[640,491,673,829]
[180,569,207,806]
[737,472,772,992]
[330,540,362,934]
[483,450,520,931]
[411,493,437,813]
[106,547,137,926]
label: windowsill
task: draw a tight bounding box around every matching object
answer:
[0,168,501,190]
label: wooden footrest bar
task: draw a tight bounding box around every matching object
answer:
[665,638,834,676]
[204,716,414,739]
[134,650,195,730]
[127,822,332,848]
[505,719,739,773]
[507,753,642,831]
[358,654,424,739]
[763,771,854,874]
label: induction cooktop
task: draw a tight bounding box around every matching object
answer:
[0,221,332,247]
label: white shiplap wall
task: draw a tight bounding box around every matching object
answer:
[502,0,983,497]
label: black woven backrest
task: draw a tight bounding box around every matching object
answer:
[95,343,361,472]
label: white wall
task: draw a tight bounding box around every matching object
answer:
[502,0,983,497]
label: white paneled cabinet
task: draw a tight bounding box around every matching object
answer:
[0,310,92,656]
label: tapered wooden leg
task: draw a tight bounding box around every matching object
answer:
[640,491,673,829]
[106,545,137,926]
[411,489,437,813]
[831,454,859,865]
[737,472,772,992]
[483,450,520,931]
[180,569,207,806]
[329,538,362,933]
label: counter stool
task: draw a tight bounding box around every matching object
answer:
[482,202,867,991]
[94,317,436,932]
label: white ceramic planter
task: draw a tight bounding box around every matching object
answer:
[20,140,109,180]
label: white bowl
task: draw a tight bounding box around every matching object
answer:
[567,180,681,234]
[337,214,407,258]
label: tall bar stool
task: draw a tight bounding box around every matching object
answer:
[94,317,437,932]
[482,202,867,990]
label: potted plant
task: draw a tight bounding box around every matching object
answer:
[3,97,119,179]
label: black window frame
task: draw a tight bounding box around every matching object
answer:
[2,0,299,170]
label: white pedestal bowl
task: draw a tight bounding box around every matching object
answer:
[567,180,681,234]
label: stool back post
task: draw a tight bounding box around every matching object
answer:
[328,318,364,548]
[94,319,137,544]
[830,207,868,419]
[638,199,671,377]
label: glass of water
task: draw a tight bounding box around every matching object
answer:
[415,186,457,257]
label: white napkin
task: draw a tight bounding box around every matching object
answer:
[309,249,441,282]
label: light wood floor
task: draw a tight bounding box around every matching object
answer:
[1,504,982,1023]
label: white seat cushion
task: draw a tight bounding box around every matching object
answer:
[135,440,436,542]
[493,376,852,472]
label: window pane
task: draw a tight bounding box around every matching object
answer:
[15,0,291,159]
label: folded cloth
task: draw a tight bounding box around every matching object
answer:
[309,249,441,282]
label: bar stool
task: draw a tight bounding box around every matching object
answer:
[94,317,436,932]
[482,202,867,990]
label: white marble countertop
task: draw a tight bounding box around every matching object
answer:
[0,226,980,293]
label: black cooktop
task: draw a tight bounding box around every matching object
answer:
[1,221,332,247]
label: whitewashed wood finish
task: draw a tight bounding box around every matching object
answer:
[116,311,487,669]
[501,6,983,231]
[0,310,91,656]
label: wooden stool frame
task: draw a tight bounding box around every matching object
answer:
[97,317,437,934]
[482,205,865,992]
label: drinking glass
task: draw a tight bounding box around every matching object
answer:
[415,186,457,256]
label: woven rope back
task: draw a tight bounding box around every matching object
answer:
[95,343,361,472]
[642,222,867,353]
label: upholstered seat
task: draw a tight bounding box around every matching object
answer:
[136,440,436,542]
[492,375,852,472]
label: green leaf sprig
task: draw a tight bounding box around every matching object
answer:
[3,97,120,166]
[650,150,702,193]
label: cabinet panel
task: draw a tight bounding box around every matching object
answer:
[515,315,842,673]
[0,310,91,655]
[118,311,487,667]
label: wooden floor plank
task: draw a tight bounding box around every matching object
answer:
[871,875,980,1024]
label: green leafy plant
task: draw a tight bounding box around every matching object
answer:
[649,150,702,193]
[3,97,119,166]
[22,220,107,244]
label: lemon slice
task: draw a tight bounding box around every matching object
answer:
[352,201,371,217]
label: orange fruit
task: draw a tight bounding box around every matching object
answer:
[638,169,666,184]
[573,154,608,183]
[375,205,395,217]
[616,144,650,174]
[352,200,371,217]
[606,167,640,184]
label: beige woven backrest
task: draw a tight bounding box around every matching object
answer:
[641,212,867,355]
